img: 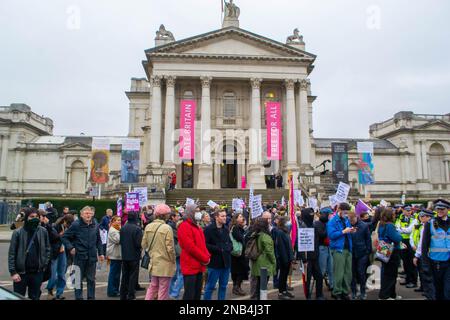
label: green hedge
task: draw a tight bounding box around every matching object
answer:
[21,199,118,221]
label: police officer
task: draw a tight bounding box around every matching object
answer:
[395,205,418,288]
[412,209,434,297]
[420,199,450,300]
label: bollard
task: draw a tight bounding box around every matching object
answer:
[260,267,268,300]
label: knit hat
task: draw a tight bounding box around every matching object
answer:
[154,204,171,217]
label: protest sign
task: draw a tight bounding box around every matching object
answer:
[125,192,140,212]
[329,195,340,208]
[133,187,148,207]
[309,197,318,210]
[298,228,315,252]
[251,195,263,219]
[335,182,351,203]
[294,190,304,206]
[186,198,195,205]
[207,200,218,209]
[232,198,243,212]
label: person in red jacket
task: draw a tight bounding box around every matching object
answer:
[177,204,211,300]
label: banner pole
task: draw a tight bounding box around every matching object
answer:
[98,184,102,200]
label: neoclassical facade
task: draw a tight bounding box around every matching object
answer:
[0,5,449,202]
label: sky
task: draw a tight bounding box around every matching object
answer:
[0,0,449,139]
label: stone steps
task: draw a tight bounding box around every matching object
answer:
[165,189,289,207]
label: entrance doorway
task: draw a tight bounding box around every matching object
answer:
[221,160,237,188]
[182,161,194,188]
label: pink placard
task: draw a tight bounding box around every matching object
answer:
[125,192,140,212]
[266,102,282,160]
[179,100,196,160]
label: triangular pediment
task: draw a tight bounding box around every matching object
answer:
[146,27,316,61]
[59,142,91,151]
[414,120,450,131]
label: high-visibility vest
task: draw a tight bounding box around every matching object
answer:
[396,214,413,240]
[429,219,450,262]
[412,223,423,248]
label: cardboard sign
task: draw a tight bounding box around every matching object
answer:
[329,195,340,208]
[133,187,148,207]
[298,228,315,252]
[251,195,263,219]
[294,190,304,206]
[232,198,243,212]
[207,200,218,209]
[335,182,351,203]
[309,197,318,210]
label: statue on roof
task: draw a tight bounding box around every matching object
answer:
[155,24,175,41]
[286,28,304,44]
[224,0,240,19]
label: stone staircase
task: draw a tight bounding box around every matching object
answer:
[165,189,289,207]
[317,172,361,201]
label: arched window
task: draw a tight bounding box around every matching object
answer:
[223,92,237,118]
[429,143,445,183]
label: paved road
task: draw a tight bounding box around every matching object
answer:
[0,243,425,300]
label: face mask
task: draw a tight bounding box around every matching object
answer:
[194,212,203,222]
[26,217,40,231]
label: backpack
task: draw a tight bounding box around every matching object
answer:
[230,227,243,257]
[244,232,261,261]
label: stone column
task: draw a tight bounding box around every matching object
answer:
[0,135,9,178]
[197,76,213,189]
[149,75,162,167]
[163,76,176,168]
[421,141,428,180]
[445,160,450,183]
[415,141,423,180]
[298,79,311,167]
[248,78,266,189]
[285,79,299,187]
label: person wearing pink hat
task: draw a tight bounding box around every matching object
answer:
[142,204,176,300]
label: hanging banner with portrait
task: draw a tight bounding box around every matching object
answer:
[89,138,110,184]
[121,138,140,184]
[179,100,196,160]
[331,142,349,184]
[266,102,282,160]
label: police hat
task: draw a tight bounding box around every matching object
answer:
[404,205,412,211]
[419,209,434,217]
[434,199,450,210]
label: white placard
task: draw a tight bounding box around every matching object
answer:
[251,195,263,219]
[335,182,351,203]
[249,186,254,207]
[281,196,286,207]
[92,137,110,151]
[232,198,243,212]
[122,138,141,151]
[380,199,388,207]
[186,198,195,205]
[294,190,304,206]
[357,142,374,154]
[401,194,406,205]
[38,203,46,211]
[207,200,218,209]
[329,195,340,208]
[133,187,148,207]
[309,197,318,210]
[298,228,315,252]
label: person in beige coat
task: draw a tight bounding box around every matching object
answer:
[142,204,176,300]
[106,216,122,297]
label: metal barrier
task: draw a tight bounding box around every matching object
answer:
[0,201,21,225]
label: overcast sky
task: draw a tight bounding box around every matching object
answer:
[1,0,449,139]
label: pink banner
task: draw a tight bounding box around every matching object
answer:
[179,100,196,160]
[125,192,140,212]
[266,102,282,160]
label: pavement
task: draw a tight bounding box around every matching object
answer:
[0,242,425,300]
[0,225,12,243]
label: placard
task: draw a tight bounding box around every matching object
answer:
[298,228,315,252]
[335,182,351,203]
[133,187,148,207]
[251,195,263,219]
[125,192,140,212]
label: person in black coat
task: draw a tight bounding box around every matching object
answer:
[62,206,104,300]
[299,208,325,300]
[348,211,372,300]
[203,209,232,300]
[230,213,249,296]
[274,216,295,300]
[119,211,143,300]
